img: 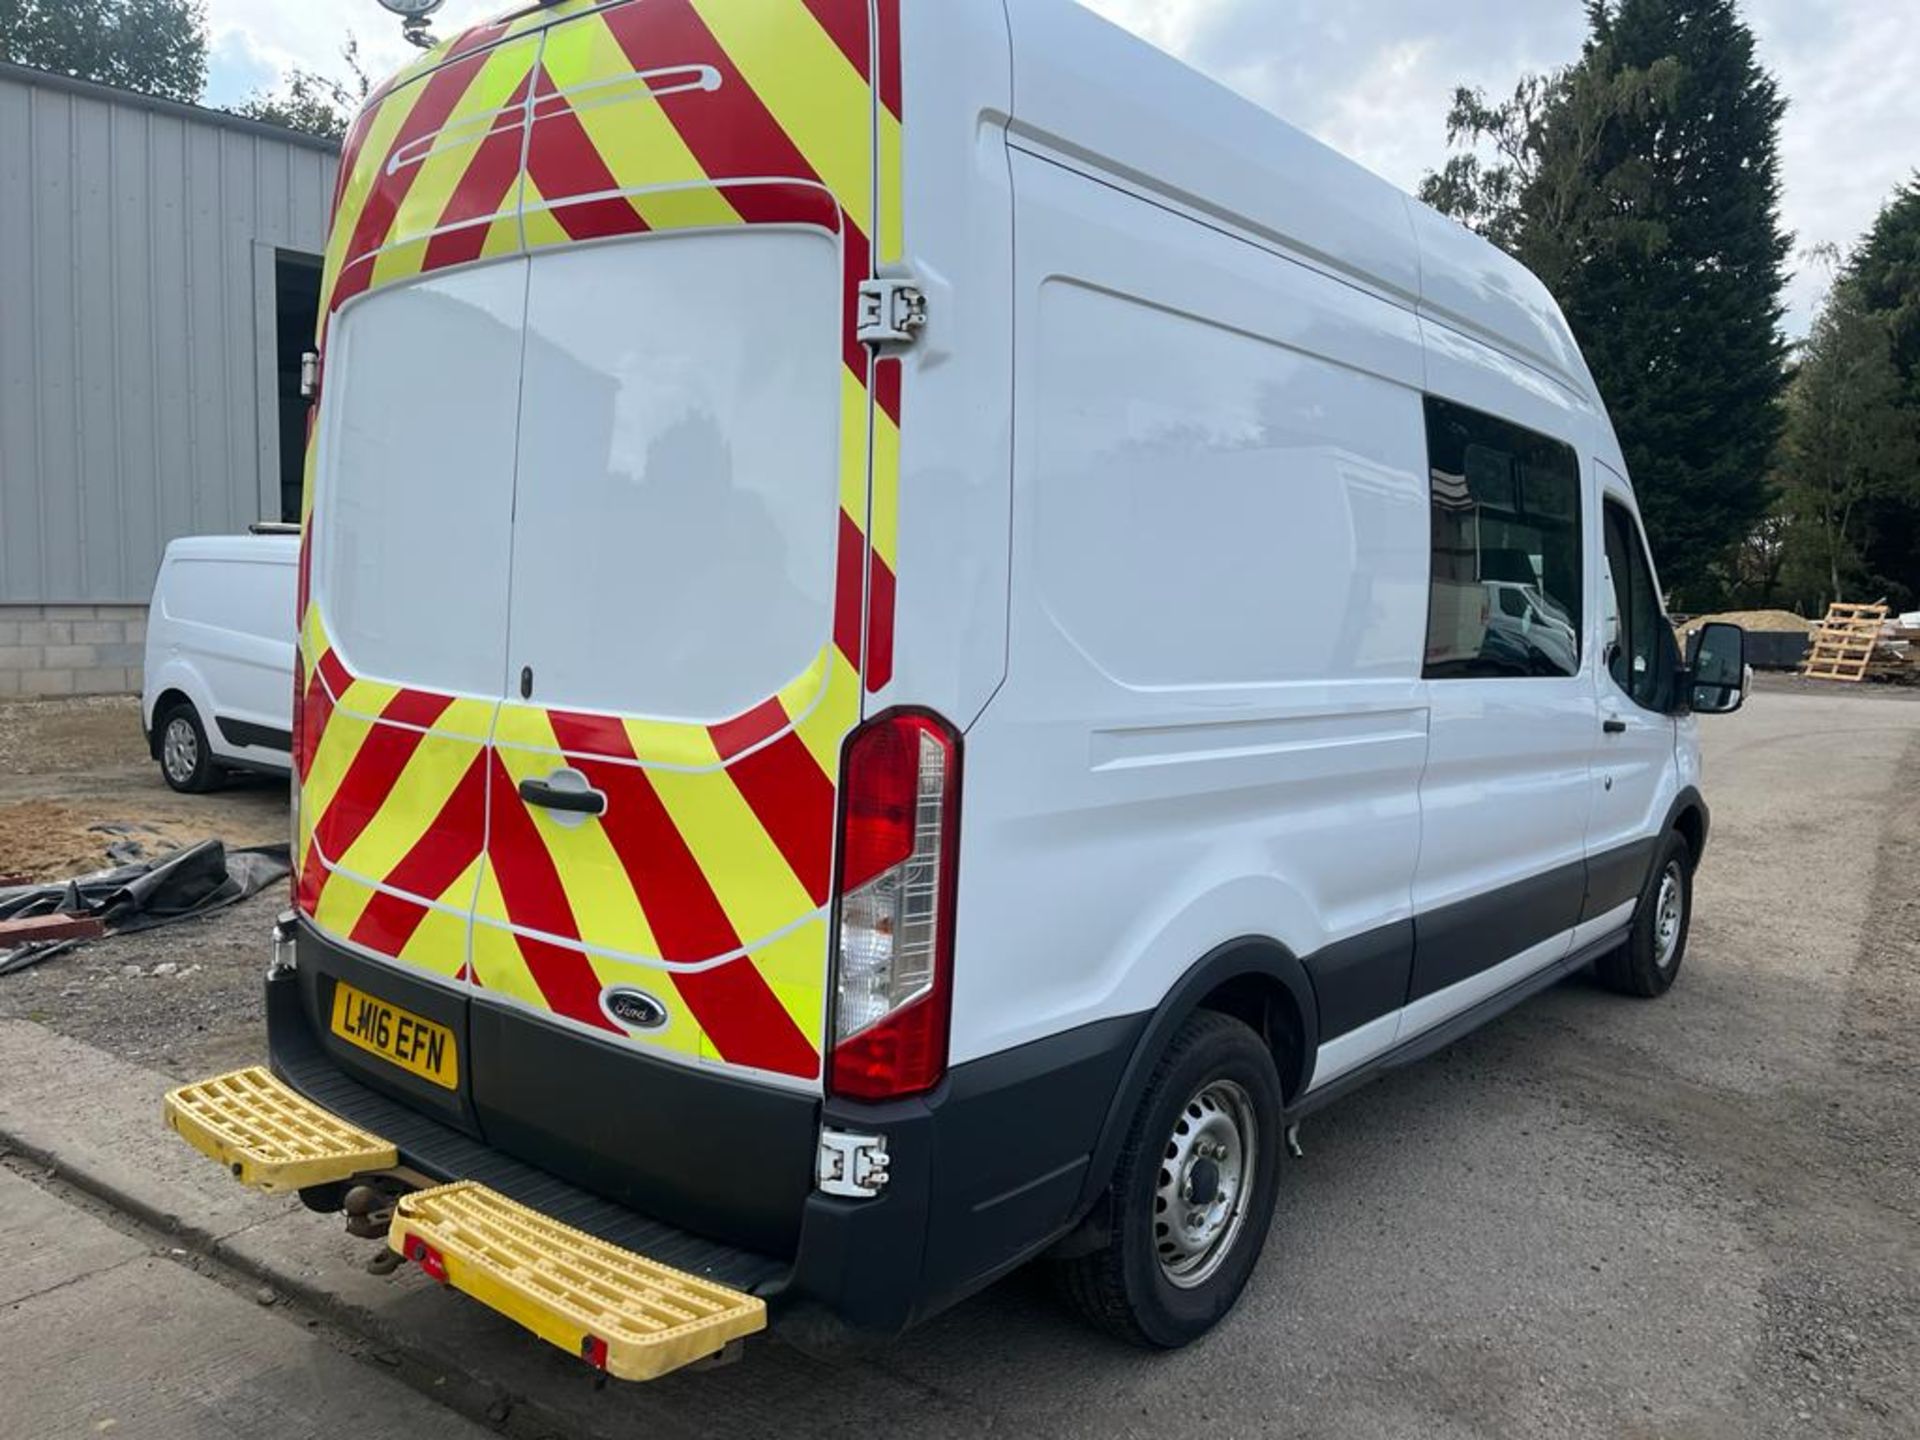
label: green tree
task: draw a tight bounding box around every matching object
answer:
[1842,178,1920,605]
[1422,0,1791,609]
[0,0,207,104]
[1774,282,1920,608]
[232,36,369,142]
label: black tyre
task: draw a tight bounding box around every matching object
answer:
[1595,829,1693,997]
[156,700,221,794]
[1057,1010,1284,1348]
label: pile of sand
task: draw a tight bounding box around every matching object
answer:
[1680,609,1813,634]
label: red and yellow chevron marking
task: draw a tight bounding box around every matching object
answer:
[294,0,902,1085]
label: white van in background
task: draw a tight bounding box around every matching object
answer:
[142,531,298,792]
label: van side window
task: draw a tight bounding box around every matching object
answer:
[1602,500,1676,712]
[1422,397,1583,679]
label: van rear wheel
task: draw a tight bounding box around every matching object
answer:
[157,701,220,794]
[1056,1010,1283,1348]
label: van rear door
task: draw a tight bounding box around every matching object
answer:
[464,0,885,1091]
[300,2,891,1119]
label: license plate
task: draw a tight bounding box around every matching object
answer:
[330,982,458,1090]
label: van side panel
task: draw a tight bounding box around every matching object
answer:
[954,150,1431,1070]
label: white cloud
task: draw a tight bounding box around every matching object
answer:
[206,0,1917,334]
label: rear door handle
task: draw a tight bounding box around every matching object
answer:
[517,774,607,817]
[1603,718,1628,735]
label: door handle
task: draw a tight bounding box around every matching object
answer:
[518,775,607,817]
[1603,718,1628,735]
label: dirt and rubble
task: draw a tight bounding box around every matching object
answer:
[0,695,287,1075]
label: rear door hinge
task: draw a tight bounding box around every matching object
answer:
[816,1128,891,1198]
[856,278,927,349]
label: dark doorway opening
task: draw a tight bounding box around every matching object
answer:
[273,250,323,523]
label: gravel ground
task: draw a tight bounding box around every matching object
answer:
[0,695,287,1076]
[2,677,1916,1438]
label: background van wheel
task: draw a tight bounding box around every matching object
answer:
[1596,830,1693,997]
[1056,1010,1284,1349]
[157,701,220,794]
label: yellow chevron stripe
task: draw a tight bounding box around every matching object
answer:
[650,765,816,945]
[397,858,482,978]
[871,402,900,571]
[747,919,829,1048]
[793,651,860,779]
[374,40,536,291]
[333,733,483,894]
[879,108,904,263]
[469,867,548,1008]
[689,0,873,233]
[491,720,661,960]
[541,14,732,215]
[840,369,870,521]
[320,82,430,319]
[311,862,379,940]
[300,705,375,858]
[519,174,575,253]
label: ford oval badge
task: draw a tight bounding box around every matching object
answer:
[600,986,669,1031]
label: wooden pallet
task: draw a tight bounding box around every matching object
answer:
[1801,602,1889,682]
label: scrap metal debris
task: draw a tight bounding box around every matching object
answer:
[0,840,289,976]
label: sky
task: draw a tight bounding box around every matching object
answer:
[201,0,1920,336]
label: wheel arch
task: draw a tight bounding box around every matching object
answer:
[147,685,200,760]
[1071,936,1319,1219]
[1663,786,1710,870]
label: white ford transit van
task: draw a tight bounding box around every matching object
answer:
[163,0,1750,1377]
[142,532,298,792]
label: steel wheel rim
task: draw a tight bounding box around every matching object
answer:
[1154,1078,1256,1288]
[162,715,198,784]
[1654,862,1684,970]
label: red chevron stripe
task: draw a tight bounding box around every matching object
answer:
[513,932,622,1033]
[296,843,327,916]
[297,662,333,784]
[310,691,455,864]
[484,752,584,942]
[876,0,903,120]
[865,552,896,693]
[347,754,486,957]
[710,698,789,762]
[330,51,493,312]
[547,714,740,964]
[875,354,901,428]
[526,67,648,243]
[799,0,868,81]
[672,957,818,1079]
[315,647,351,702]
[421,76,532,273]
[834,509,866,668]
[724,732,835,906]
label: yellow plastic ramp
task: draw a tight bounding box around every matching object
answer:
[163,1066,397,1194]
[389,1181,767,1381]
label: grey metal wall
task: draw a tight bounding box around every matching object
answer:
[0,62,339,605]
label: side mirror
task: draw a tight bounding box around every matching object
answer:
[1686,622,1748,715]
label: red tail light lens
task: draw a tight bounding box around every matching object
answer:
[829,711,961,1101]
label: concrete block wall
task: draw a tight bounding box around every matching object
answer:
[0,604,147,697]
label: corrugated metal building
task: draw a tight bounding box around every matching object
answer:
[0,61,338,697]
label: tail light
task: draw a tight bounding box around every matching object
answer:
[829,710,961,1101]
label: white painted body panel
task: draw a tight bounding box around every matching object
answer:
[142,534,299,773]
[877,2,1701,1080]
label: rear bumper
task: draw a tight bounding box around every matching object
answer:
[267,923,1143,1335]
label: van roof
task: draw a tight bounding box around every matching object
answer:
[1005,0,1600,406]
[164,533,301,565]
[376,0,1599,409]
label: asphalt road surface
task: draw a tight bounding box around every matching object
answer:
[3,678,1915,1438]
